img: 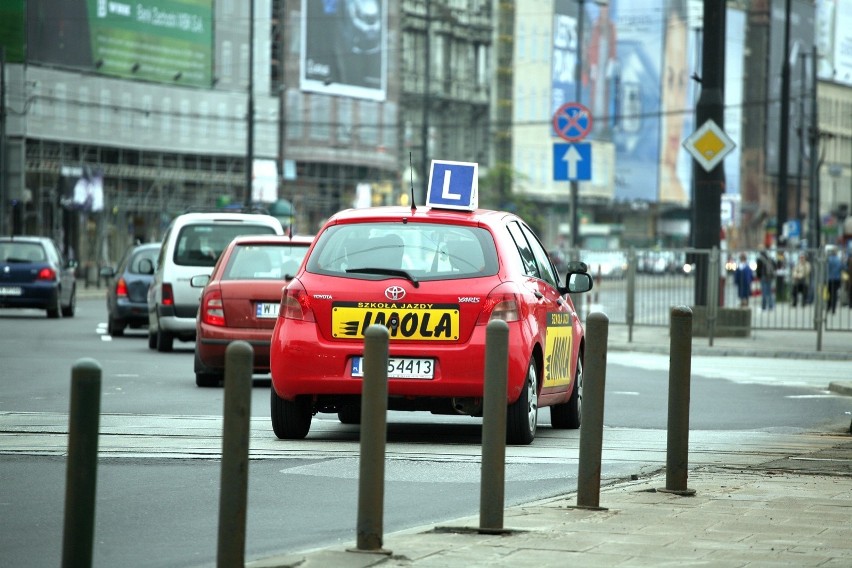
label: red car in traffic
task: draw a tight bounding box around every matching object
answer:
[194,234,313,387]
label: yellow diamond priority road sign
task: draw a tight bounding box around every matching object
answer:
[683,119,736,172]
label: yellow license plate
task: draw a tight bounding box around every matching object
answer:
[332,302,459,340]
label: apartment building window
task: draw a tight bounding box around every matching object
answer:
[338,98,352,144]
[359,102,378,146]
[310,96,331,140]
[286,90,303,140]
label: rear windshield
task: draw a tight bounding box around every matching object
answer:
[223,243,309,280]
[306,222,498,281]
[174,224,278,267]
[0,242,46,263]
[128,248,159,273]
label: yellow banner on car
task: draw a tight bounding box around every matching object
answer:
[543,312,573,388]
[332,302,459,340]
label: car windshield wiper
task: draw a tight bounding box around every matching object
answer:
[346,267,420,288]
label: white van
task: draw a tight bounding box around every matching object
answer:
[147,211,284,352]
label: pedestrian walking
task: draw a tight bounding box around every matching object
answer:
[790,252,811,307]
[756,249,776,310]
[826,246,843,315]
[734,253,754,308]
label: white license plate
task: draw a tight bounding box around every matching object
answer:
[0,287,22,296]
[256,302,279,318]
[351,357,434,379]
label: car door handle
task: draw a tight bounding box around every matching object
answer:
[533,291,544,300]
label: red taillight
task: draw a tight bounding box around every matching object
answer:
[36,267,56,281]
[162,283,174,306]
[201,289,226,326]
[280,279,315,322]
[115,277,128,298]
[477,284,521,325]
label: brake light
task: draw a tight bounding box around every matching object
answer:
[36,267,57,281]
[281,279,315,322]
[477,284,521,324]
[116,277,128,298]
[162,283,174,306]
[201,289,225,326]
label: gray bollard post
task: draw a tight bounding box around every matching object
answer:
[480,319,509,531]
[217,341,254,567]
[62,358,102,568]
[576,312,608,510]
[659,306,696,496]
[353,325,391,554]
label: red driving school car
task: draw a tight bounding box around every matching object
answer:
[270,160,593,444]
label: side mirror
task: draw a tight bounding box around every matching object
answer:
[99,265,114,278]
[190,274,210,288]
[138,258,155,275]
[561,272,593,295]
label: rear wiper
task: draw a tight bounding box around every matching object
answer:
[4,257,29,263]
[346,267,420,288]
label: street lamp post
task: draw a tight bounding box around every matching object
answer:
[244,0,255,208]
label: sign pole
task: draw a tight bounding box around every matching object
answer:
[571,2,585,250]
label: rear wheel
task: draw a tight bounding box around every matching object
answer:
[550,353,582,429]
[337,404,361,425]
[271,388,312,439]
[196,372,222,387]
[47,293,61,319]
[61,289,76,318]
[507,358,538,445]
[108,316,125,337]
[156,329,174,352]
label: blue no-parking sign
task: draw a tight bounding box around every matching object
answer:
[426,160,478,210]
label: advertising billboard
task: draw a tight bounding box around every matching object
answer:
[300,0,387,101]
[26,0,213,87]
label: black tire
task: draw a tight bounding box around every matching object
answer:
[271,388,312,439]
[156,329,174,352]
[337,404,361,425]
[47,293,61,319]
[196,372,222,387]
[108,316,125,337]
[550,352,582,429]
[61,289,76,318]
[507,358,538,445]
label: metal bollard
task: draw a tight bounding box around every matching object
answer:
[660,306,696,496]
[354,325,391,554]
[576,312,609,509]
[217,341,253,568]
[480,319,509,531]
[62,358,102,568]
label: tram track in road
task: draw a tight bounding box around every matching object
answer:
[1,411,844,476]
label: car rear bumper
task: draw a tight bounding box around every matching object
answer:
[196,324,273,373]
[0,284,58,310]
[270,318,530,403]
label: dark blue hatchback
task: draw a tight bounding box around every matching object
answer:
[0,236,78,318]
[102,242,161,336]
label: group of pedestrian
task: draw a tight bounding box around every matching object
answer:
[733,244,850,312]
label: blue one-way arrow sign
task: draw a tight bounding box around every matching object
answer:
[553,143,591,181]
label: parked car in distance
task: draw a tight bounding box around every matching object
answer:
[147,210,285,352]
[581,250,628,279]
[269,205,593,445]
[101,242,161,337]
[0,235,77,318]
[193,234,314,387]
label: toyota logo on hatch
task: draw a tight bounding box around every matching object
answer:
[385,286,406,301]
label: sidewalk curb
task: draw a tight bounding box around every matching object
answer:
[828,381,852,397]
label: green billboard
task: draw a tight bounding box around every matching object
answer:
[27,0,213,87]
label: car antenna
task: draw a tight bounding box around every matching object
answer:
[409,152,417,213]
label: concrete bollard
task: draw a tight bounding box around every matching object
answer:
[660,306,696,496]
[354,325,391,554]
[62,358,102,568]
[576,312,609,510]
[217,341,254,567]
[480,319,509,531]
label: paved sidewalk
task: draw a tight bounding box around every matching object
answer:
[249,447,852,568]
